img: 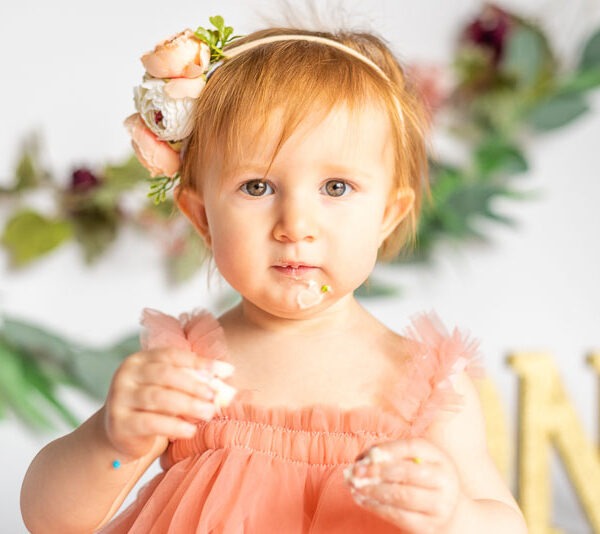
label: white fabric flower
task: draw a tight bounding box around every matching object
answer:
[134,77,196,142]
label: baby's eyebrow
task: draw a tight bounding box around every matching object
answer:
[225,162,270,178]
[320,163,373,180]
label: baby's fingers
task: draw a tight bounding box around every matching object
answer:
[379,459,442,489]
[132,385,217,421]
[138,361,216,401]
[351,481,434,514]
[143,348,226,373]
[125,411,199,441]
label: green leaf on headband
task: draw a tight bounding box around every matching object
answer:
[209,15,225,32]
[196,16,241,62]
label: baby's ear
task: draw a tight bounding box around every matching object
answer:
[379,187,415,244]
[175,187,212,247]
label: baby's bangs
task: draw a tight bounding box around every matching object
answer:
[187,40,398,186]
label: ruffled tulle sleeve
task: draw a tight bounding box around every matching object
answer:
[140,307,228,361]
[387,312,484,437]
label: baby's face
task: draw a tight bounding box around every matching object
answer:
[198,103,404,318]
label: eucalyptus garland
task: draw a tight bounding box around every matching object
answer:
[2,5,600,431]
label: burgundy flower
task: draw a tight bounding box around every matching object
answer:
[464,4,512,63]
[71,168,100,192]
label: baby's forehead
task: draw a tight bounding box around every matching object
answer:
[214,103,394,184]
[221,101,392,164]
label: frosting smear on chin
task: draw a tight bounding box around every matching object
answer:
[296,280,332,309]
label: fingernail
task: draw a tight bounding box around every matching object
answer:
[195,403,215,420]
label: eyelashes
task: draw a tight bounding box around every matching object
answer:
[240,179,354,198]
[240,180,273,197]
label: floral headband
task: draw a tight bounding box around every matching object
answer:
[125,16,399,204]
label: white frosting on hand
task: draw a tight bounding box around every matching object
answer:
[187,362,237,408]
[343,446,392,490]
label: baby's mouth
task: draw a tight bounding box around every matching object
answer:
[272,261,332,309]
[272,262,317,279]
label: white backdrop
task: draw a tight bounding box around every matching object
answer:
[2,0,600,532]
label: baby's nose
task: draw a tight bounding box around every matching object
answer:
[272,195,319,243]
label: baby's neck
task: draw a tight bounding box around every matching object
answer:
[221,295,369,339]
[218,296,401,410]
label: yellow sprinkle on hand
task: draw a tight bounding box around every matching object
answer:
[412,456,423,464]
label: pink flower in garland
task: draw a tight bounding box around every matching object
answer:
[407,64,454,119]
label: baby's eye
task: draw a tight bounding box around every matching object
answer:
[322,180,353,197]
[240,179,273,197]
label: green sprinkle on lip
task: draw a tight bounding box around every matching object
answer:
[320,285,331,293]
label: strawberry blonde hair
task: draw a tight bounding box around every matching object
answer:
[178,27,429,260]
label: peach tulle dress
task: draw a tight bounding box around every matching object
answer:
[100,308,481,533]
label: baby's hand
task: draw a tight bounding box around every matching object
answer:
[103,348,235,460]
[344,438,461,533]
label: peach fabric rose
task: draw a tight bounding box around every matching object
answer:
[124,113,181,177]
[165,76,207,99]
[141,29,211,79]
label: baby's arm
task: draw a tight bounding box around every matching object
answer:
[21,347,220,533]
[346,373,527,533]
[425,372,526,532]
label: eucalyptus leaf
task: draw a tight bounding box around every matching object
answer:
[1,317,77,369]
[528,93,589,131]
[71,205,119,264]
[166,230,205,284]
[103,155,149,191]
[69,347,128,399]
[475,139,528,177]
[501,26,545,88]
[579,29,600,71]
[557,69,600,95]
[355,278,399,298]
[22,361,79,427]
[1,210,73,266]
[0,342,57,431]
[68,333,139,399]
[213,290,241,316]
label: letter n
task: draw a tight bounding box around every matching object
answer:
[508,353,600,533]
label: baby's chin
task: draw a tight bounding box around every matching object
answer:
[243,280,337,320]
